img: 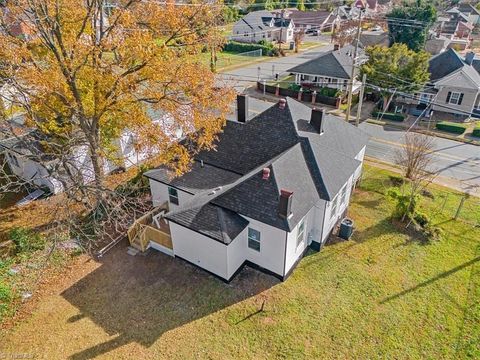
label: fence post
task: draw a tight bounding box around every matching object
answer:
[275,84,280,96]
[298,88,303,102]
[440,194,448,213]
[311,90,317,104]
[455,195,466,220]
[263,80,266,95]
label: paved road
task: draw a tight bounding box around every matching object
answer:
[227,97,480,195]
[218,43,333,92]
[360,123,480,194]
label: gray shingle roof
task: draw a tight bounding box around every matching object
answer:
[287,45,362,80]
[144,162,241,195]
[153,97,368,236]
[429,48,480,86]
[167,203,249,244]
[429,48,466,82]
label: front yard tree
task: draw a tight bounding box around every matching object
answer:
[360,44,430,111]
[387,0,437,52]
[0,0,234,245]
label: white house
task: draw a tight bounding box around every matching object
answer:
[287,45,366,93]
[231,10,295,44]
[140,96,369,282]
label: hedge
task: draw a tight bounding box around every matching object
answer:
[472,126,480,137]
[372,111,405,122]
[222,41,275,56]
[436,121,467,134]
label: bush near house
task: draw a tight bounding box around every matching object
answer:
[472,126,480,137]
[436,121,468,134]
[222,41,278,56]
[372,111,405,122]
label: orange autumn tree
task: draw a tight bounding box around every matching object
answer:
[0,0,234,245]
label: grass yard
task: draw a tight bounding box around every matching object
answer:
[0,165,479,359]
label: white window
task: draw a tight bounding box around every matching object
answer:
[448,91,463,105]
[248,228,261,252]
[340,185,348,205]
[168,187,179,205]
[296,219,306,247]
[330,195,339,219]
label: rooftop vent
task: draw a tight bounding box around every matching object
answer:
[279,98,287,110]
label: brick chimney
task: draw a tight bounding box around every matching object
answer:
[278,189,293,219]
[310,108,326,134]
[262,167,270,180]
[237,94,249,123]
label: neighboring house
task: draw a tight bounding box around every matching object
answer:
[399,49,480,120]
[425,32,451,55]
[446,3,480,25]
[0,101,182,195]
[436,12,474,50]
[287,45,366,93]
[141,96,368,282]
[271,9,338,33]
[231,10,295,44]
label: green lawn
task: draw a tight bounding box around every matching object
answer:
[1,165,479,359]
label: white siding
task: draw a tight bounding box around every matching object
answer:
[226,227,247,279]
[170,222,228,279]
[321,173,356,242]
[148,179,193,209]
[354,146,366,181]
[241,216,287,277]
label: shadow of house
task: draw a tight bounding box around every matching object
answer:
[62,242,279,360]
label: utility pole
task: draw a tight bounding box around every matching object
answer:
[345,9,363,123]
[355,73,367,127]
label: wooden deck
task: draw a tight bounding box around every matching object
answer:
[127,203,172,253]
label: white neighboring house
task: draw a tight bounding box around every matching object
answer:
[231,10,295,44]
[140,96,369,282]
[287,45,367,93]
[0,94,183,195]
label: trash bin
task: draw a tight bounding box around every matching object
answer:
[339,218,354,240]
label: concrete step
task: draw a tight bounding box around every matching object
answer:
[127,246,139,256]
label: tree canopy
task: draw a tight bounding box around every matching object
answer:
[361,44,430,110]
[387,0,437,52]
[0,0,234,245]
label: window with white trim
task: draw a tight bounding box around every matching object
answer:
[296,218,306,247]
[168,187,179,205]
[448,91,463,105]
[248,228,261,252]
[330,195,339,219]
[340,185,348,205]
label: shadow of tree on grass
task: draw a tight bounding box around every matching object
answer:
[62,241,279,360]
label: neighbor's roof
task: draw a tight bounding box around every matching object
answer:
[287,45,363,79]
[429,48,480,86]
[150,97,368,237]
